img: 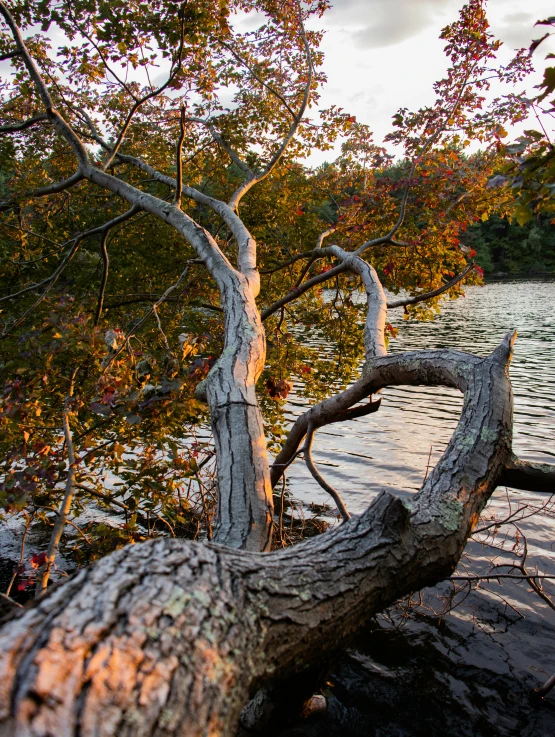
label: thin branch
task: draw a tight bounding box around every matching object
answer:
[215,39,297,119]
[0,113,48,132]
[0,1,89,169]
[260,249,315,275]
[228,1,314,208]
[261,262,347,321]
[326,396,382,424]
[74,483,129,512]
[100,14,187,170]
[184,115,253,177]
[101,265,190,372]
[173,107,186,209]
[0,48,20,61]
[532,672,555,699]
[387,263,476,308]
[5,511,33,597]
[304,424,350,521]
[35,372,78,597]
[0,205,140,339]
[0,172,84,212]
[94,229,110,326]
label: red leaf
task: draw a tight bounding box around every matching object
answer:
[30,552,47,569]
[266,377,293,400]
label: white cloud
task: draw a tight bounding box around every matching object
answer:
[323,0,460,48]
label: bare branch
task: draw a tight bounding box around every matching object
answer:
[0,113,48,132]
[0,48,20,61]
[74,483,129,512]
[215,39,297,119]
[101,266,190,373]
[499,456,555,493]
[173,107,186,209]
[0,205,140,306]
[5,511,33,598]
[261,227,336,275]
[533,672,555,699]
[329,245,388,359]
[0,1,89,169]
[0,172,84,211]
[94,229,110,326]
[228,2,314,209]
[0,205,140,339]
[260,249,315,275]
[114,152,260,287]
[304,424,350,521]
[326,396,382,424]
[387,262,476,309]
[261,262,347,321]
[35,375,78,597]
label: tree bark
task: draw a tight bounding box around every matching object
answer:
[199,272,273,551]
[0,335,519,737]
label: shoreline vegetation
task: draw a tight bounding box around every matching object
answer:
[470,213,555,277]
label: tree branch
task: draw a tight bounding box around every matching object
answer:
[304,424,350,521]
[228,2,314,209]
[0,48,20,61]
[173,107,186,209]
[0,1,89,170]
[215,39,297,119]
[0,205,141,339]
[387,262,476,308]
[94,229,110,326]
[498,456,555,493]
[261,262,347,321]
[0,113,48,132]
[35,379,77,597]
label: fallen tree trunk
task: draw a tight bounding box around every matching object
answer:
[0,334,528,737]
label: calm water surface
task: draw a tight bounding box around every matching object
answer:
[287,278,555,508]
[282,279,555,737]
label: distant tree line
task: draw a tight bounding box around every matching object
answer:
[468,213,555,276]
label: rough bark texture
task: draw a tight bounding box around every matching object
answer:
[200,273,273,551]
[0,336,518,737]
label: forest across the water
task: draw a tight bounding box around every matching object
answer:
[471,213,555,276]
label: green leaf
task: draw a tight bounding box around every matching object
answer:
[513,203,533,226]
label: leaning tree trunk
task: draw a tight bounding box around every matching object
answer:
[85,169,275,553]
[200,270,273,552]
[0,335,523,737]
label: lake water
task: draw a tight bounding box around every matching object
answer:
[282,279,555,737]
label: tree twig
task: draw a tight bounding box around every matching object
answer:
[35,371,78,597]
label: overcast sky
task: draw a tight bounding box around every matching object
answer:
[294,0,555,164]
